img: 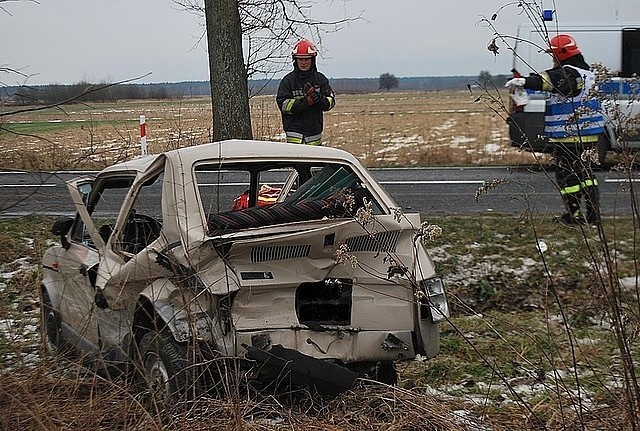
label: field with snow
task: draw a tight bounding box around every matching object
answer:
[0,90,540,171]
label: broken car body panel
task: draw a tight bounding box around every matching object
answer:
[41,140,449,393]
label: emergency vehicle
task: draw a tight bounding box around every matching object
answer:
[507,17,640,160]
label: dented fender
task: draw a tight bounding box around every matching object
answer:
[138,279,219,344]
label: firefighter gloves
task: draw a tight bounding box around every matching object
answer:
[305,82,320,106]
[505,77,526,88]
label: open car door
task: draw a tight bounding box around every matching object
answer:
[53,177,103,351]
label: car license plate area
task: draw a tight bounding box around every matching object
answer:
[295,278,352,326]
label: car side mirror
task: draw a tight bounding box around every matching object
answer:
[51,216,74,250]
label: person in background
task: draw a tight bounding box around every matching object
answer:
[276,39,335,146]
[505,34,605,226]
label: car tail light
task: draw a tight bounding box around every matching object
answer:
[419,277,450,323]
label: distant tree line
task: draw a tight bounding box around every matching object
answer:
[3,81,177,105]
[1,75,484,105]
[254,75,487,94]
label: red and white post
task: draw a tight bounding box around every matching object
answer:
[140,115,147,156]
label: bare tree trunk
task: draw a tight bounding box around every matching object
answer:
[204,0,252,140]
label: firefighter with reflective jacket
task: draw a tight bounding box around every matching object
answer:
[276,39,336,146]
[506,34,605,225]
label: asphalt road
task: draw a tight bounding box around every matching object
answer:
[0,167,638,218]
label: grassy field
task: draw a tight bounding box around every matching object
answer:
[0,213,638,429]
[1,92,639,429]
[0,90,541,171]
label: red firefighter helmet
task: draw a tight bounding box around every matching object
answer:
[548,34,581,61]
[292,39,317,59]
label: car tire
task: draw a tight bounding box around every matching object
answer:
[138,330,189,404]
[41,289,63,353]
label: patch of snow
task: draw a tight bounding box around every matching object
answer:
[451,136,477,146]
[536,240,548,254]
[619,276,639,290]
[576,337,598,346]
[433,119,456,132]
[374,134,424,155]
[452,409,492,431]
[483,143,501,153]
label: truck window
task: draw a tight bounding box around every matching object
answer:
[622,28,640,78]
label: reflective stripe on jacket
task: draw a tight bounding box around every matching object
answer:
[285,131,322,145]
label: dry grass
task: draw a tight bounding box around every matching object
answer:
[0,364,472,431]
[319,91,535,167]
[0,90,541,171]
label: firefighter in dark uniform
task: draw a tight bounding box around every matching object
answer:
[506,34,605,225]
[276,39,335,146]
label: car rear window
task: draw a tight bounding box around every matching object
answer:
[195,161,376,234]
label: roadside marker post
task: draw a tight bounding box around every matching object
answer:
[140,115,147,156]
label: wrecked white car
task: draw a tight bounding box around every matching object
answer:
[41,140,449,397]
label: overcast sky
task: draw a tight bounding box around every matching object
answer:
[1,0,636,85]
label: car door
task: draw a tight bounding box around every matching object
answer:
[67,173,148,349]
[68,161,173,321]
[57,178,101,352]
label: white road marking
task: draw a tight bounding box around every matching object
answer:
[604,178,640,183]
[380,180,485,184]
[0,184,57,187]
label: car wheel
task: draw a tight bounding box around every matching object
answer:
[41,289,63,353]
[138,330,189,404]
